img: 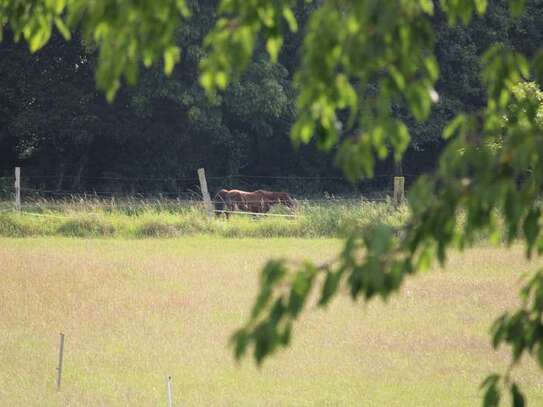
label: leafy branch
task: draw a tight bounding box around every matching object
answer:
[232,70,543,406]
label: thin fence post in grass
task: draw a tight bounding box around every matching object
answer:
[14,167,21,211]
[197,168,213,217]
[166,375,173,407]
[393,176,405,208]
[56,332,65,391]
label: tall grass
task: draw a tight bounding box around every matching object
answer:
[0,198,409,238]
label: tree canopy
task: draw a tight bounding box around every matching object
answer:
[3,0,543,405]
[4,1,541,189]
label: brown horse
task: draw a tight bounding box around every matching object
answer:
[213,189,296,217]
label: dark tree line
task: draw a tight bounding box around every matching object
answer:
[1,0,542,195]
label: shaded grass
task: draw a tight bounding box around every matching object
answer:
[0,199,408,238]
[0,237,542,405]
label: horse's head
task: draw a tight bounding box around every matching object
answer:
[213,189,229,214]
[278,192,297,210]
[288,197,299,209]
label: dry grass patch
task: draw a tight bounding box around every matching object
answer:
[0,238,542,405]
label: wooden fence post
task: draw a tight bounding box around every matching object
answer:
[166,375,173,407]
[56,332,65,391]
[197,168,213,217]
[14,167,21,211]
[393,176,405,207]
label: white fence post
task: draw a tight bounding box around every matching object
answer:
[56,332,65,391]
[166,376,173,407]
[14,167,21,211]
[197,168,213,217]
[393,176,405,207]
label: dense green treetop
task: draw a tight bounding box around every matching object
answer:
[3,1,542,186]
[3,1,543,405]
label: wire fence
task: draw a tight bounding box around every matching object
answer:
[0,169,416,216]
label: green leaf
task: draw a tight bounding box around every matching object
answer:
[390,121,410,161]
[200,71,214,92]
[250,260,287,319]
[509,0,527,17]
[164,46,181,76]
[263,259,286,283]
[53,0,67,14]
[418,0,434,14]
[406,84,431,121]
[482,382,500,407]
[388,66,405,90]
[415,244,434,272]
[215,71,228,89]
[251,287,272,319]
[270,297,286,323]
[288,272,311,317]
[231,329,249,360]
[257,6,275,28]
[54,17,71,40]
[280,322,292,345]
[253,322,276,364]
[319,271,342,306]
[282,7,298,32]
[511,383,525,407]
[28,21,52,53]
[516,54,530,79]
[291,117,315,144]
[367,224,393,255]
[124,60,138,85]
[143,49,154,68]
[491,314,509,349]
[481,374,501,389]
[474,0,488,15]
[532,51,543,88]
[538,344,543,369]
[523,208,540,257]
[105,80,120,103]
[483,389,500,407]
[424,56,439,82]
[176,0,191,17]
[266,36,283,63]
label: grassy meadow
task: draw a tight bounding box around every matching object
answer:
[0,198,407,238]
[1,237,543,406]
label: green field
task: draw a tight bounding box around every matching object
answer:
[1,237,542,406]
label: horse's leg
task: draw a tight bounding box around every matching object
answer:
[252,203,259,220]
[255,204,261,220]
[263,200,271,213]
[225,202,231,219]
[226,200,234,219]
[241,199,249,212]
[216,199,225,218]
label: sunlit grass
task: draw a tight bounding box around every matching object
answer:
[1,237,542,405]
[0,198,409,238]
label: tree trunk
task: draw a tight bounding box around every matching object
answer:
[56,162,65,191]
[71,156,88,190]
